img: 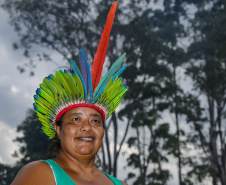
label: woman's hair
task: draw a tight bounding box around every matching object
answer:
[47,116,63,159]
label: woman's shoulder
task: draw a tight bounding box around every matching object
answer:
[11,160,55,185]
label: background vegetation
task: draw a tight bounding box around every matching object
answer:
[0,0,226,184]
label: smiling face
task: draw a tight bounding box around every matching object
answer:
[54,107,104,159]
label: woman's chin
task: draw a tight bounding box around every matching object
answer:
[74,146,97,156]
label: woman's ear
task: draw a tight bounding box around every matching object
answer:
[54,123,61,139]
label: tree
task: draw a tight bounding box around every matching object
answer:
[5,0,226,184]
[125,103,175,185]
[0,163,20,185]
[13,109,51,165]
[184,0,226,184]
[2,0,96,73]
[119,0,189,184]
[0,109,50,184]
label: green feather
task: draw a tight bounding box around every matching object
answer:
[43,78,58,98]
[56,71,72,97]
[41,126,55,139]
[72,72,84,99]
[34,103,49,115]
[36,88,55,104]
[66,72,80,98]
[34,97,51,110]
[49,74,67,98]
[39,84,55,99]
[39,119,51,128]
[62,71,78,99]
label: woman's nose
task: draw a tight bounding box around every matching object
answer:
[80,120,92,132]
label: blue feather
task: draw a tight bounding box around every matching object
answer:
[113,65,127,80]
[36,88,41,94]
[79,49,93,98]
[34,106,38,111]
[70,60,88,101]
[93,53,126,99]
[93,88,105,103]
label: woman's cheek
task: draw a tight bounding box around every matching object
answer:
[96,127,104,138]
[67,125,77,135]
[61,124,74,139]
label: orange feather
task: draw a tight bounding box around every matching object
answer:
[91,1,118,91]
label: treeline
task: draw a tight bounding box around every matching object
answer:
[0,0,226,184]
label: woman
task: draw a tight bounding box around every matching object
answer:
[11,2,128,185]
[11,107,127,185]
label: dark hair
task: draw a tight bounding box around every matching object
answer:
[47,116,63,159]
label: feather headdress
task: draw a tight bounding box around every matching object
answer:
[33,1,127,139]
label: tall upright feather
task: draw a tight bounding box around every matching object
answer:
[70,60,88,101]
[93,53,126,98]
[91,1,118,91]
[78,49,93,98]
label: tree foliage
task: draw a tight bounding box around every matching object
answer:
[0,109,50,184]
[2,0,95,62]
[119,0,189,184]
[1,0,226,184]
[0,163,20,185]
[184,0,226,184]
[13,109,51,165]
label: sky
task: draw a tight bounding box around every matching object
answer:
[0,8,30,164]
[0,7,61,165]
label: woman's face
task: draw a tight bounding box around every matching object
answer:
[55,107,104,158]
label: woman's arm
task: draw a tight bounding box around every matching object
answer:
[11,161,55,185]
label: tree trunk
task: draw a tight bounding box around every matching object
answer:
[173,67,182,185]
[175,111,182,185]
[112,112,118,177]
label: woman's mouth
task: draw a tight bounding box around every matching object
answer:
[76,137,94,142]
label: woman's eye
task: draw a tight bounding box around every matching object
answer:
[90,119,101,125]
[72,117,80,121]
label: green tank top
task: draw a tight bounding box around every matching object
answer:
[42,159,123,185]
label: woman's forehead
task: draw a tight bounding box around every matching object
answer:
[64,107,102,117]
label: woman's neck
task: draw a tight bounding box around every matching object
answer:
[54,149,97,174]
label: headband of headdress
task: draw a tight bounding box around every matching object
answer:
[33,1,127,139]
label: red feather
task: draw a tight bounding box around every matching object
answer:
[91,1,118,91]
